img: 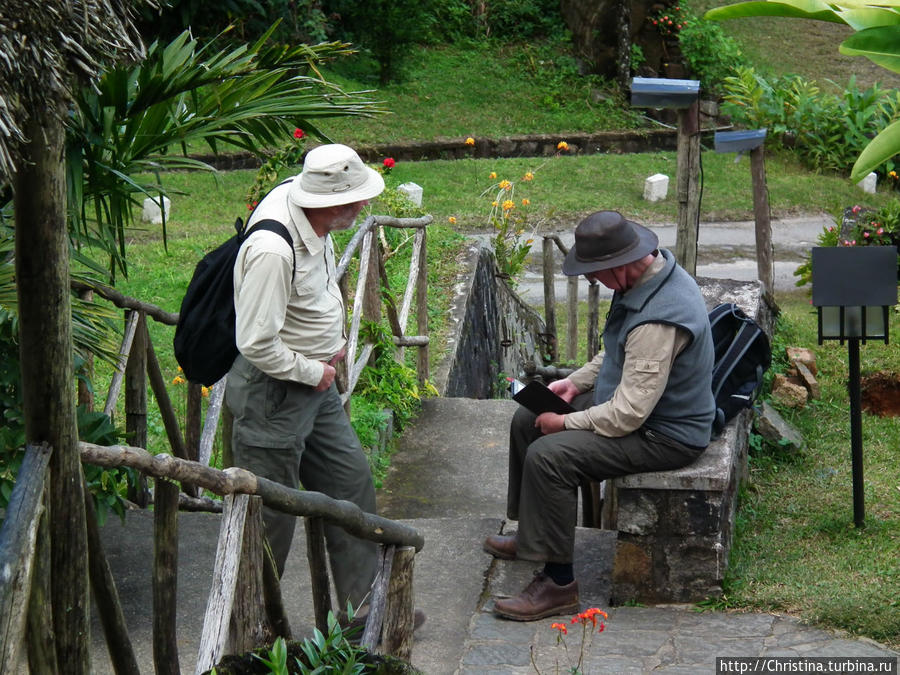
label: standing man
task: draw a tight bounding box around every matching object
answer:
[484,210,715,621]
[226,144,384,616]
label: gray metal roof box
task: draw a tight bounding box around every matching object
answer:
[630,77,700,109]
[714,129,767,153]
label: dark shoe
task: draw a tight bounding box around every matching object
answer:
[493,572,579,621]
[483,534,517,560]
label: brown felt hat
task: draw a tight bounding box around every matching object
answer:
[562,211,658,276]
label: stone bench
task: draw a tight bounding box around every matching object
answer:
[601,278,774,603]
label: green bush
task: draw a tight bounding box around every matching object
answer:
[678,16,746,94]
[721,67,900,176]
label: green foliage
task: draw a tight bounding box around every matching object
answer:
[67,26,380,282]
[678,16,746,94]
[356,321,437,435]
[721,67,900,175]
[323,0,435,84]
[297,609,368,674]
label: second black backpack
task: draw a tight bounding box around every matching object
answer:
[173,217,293,386]
[708,303,772,436]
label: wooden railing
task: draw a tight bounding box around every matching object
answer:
[0,213,433,673]
[538,234,602,368]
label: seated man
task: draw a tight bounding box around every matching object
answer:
[484,210,715,621]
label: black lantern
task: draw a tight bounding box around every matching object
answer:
[811,245,898,527]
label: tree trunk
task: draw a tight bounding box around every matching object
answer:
[14,115,90,672]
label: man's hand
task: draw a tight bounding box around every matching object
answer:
[315,362,336,391]
[534,412,566,435]
[328,347,346,366]
[548,378,579,403]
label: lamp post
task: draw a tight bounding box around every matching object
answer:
[714,129,773,300]
[631,77,701,274]
[811,245,898,527]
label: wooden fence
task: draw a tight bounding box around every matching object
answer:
[0,213,432,674]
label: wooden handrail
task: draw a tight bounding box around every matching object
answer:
[79,441,425,551]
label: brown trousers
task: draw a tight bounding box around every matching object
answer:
[507,392,704,564]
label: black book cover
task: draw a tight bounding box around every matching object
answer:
[511,380,576,416]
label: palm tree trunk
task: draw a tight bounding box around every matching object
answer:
[14,113,90,674]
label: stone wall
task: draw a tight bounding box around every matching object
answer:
[433,243,548,399]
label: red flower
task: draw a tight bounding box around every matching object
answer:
[293,128,305,139]
[383,157,396,169]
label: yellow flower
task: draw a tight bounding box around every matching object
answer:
[502,200,515,211]
[498,179,512,190]
[491,201,498,207]
[172,376,185,385]
[557,141,569,151]
[201,386,210,398]
[521,198,530,206]
[489,171,497,179]
[523,172,534,181]
[448,216,457,224]
[465,137,475,146]
[177,366,183,372]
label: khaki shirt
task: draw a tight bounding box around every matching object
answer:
[233,182,346,387]
[563,255,691,437]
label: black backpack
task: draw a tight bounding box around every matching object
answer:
[173,217,293,386]
[708,303,771,435]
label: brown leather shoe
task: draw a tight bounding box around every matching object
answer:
[493,572,579,621]
[483,534,517,560]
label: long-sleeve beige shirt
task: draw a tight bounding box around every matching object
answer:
[563,255,691,437]
[233,182,346,387]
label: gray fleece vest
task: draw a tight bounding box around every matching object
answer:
[592,249,715,447]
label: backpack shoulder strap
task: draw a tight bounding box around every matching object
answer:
[711,319,764,398]
[244,218,295,282]
[708,303,735,327]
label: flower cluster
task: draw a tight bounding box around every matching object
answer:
[533,607,609,674]
[448,137,570,282]
[650,5,691,38]
[170,366,211,397]
[844,205,895,247]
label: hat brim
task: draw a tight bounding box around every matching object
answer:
[288,167,385,208]
[561,222,659,276]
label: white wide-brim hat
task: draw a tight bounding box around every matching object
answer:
[288,143,385,208]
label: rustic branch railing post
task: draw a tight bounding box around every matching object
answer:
[104,309,140,419]
[125,311,150,507]
[26,484,57,675]
[184,383,202,498]
[146,336,190,462]
[0,443,52,673]
[199,377,226,469]
[587,281,600,359]
[153,477,181,675]
[542,237,558,364]
[415,227,429,385]
[262,542,292,640]
[566,276,578,362]
[196,493,276,674]
[380,546,416,660]
[84,477,140,675]
[305,517,333,633]
[750,145,774,302]
[360,545,393,650]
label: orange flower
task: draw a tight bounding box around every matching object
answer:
[491,201,498,207]
[465,137,476,146]
[521,198,530,206]
[557,141,569,151]
[489,171,497,179]
[498,179,512,190]
[448,216,457,224]
[550,622,568,634]
[172,376,185,385]
[523,172,534,181]
[201,386,210,398]
[502,200,515,211]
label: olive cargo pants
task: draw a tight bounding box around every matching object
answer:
[226,355,378,609]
